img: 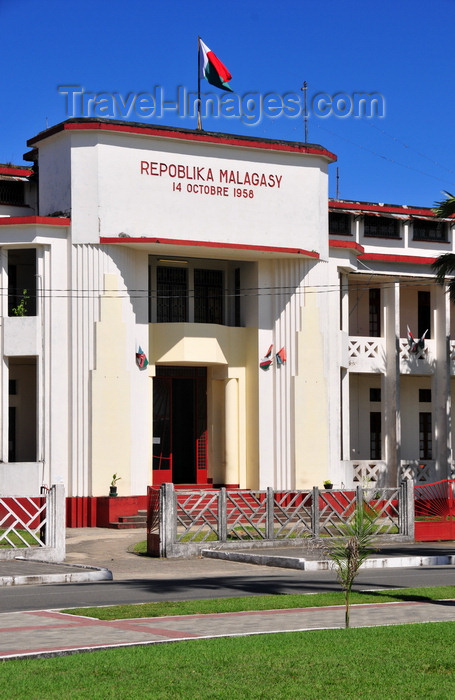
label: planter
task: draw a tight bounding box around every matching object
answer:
[109,486,118,497]
[324,484,333,490]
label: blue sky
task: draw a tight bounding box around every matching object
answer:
[2,0,454,207]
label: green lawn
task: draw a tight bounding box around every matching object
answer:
[0,528,40,548]
[2,622,455,699]
[62,585,455,620]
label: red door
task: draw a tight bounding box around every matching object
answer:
[153,368,208,486]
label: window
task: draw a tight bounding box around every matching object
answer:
[419,412,432,460]
[234,268,241,327]
[364,215,400,239]
[413,219,447,242]
[0,180,25,206]
[329,212,351,235]
[418,291,431,339]
[419,389,431,403]
[157,266,188,322]
[369,388,381,402]
[369,288,381,337]
[152,259,234,326]
[194,269,223,324]
[370,412,381,459]
[8,249,37,317]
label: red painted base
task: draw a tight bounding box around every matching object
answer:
[66,495,148,527]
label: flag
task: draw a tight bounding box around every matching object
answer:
[260,344,273,370]
[407,326,427,354]
[136,346,149,369]
[407,325,417,354]
[276,347,287,365]
[199,39,233,92]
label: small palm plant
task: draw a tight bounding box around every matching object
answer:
[326,503,377,628]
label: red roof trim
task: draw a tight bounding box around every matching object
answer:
[329,199,436,218]
[358,252,437,265]
[100,236,320,258]
[30,121,336,161]
[0,166,34,177]
[329,239,365,254]
[0,216,70,226]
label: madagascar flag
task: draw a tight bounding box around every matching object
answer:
[199,39,233,92]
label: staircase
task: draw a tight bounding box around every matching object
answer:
[109,509,147,529]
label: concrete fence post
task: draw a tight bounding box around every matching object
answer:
[219,488,227,542]
[404,479,415,539]
[312,487,320,536]
[161,483,176,557]
[47,484,66,561]
[356,485,363,513]
[266,487,274,539]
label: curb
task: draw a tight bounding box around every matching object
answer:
[0,559,113,586]
[201,549,455,571]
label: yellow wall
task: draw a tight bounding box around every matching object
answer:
[91,274,131,496]
[294,295,329,488]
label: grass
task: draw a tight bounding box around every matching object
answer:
[62,585,455,620]
[0,528,40,548]
[2,622,455,698]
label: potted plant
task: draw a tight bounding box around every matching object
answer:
[109,473,121,497]
[323,479,333,490]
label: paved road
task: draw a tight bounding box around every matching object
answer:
[1,564,453,614]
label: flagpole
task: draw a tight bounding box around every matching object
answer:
[197,35,202,130]
[301,81,308,143]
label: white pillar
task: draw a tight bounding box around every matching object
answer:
[225,377,239,486]
[433,283,450,478]
[383,280,400,486]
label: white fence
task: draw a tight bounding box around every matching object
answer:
[0,484,65,562]
[147,482,414,558]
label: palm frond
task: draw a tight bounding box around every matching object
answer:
[433,191,455,219]
[432,253,455,303]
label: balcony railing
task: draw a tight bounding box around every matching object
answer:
[348,337,385,372]
[348,336,436,373]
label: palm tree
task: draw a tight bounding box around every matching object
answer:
[432,192,455,302]
[434,191,455,218]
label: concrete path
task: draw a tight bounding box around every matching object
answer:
[2,598,455,660]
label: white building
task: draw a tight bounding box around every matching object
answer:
[0,118,452,525]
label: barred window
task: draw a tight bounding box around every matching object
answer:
[419,412,432,460]
[329,212,351,235]
[0,180,25,206]
[157,266,188,322]
[364,215,400,239]
[370,412,381,459]
[194,269,224,324]
[413,219,447,242]
[369,288,381,337]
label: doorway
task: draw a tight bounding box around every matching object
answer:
[153,367,208,486]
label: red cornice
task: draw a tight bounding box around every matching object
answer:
[0,166,34,177]
[329,239,365,254]
[0,216,70,226]
[358,252,437,265]
[28,120,337,162]
[329,199,437,218]
[100,236,320,258]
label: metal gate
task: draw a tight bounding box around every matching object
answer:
[414,479,455,541]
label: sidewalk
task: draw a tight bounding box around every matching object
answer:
[2,598,455,660]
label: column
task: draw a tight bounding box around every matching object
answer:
[383,280,400,486]
[225,377,239,487]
